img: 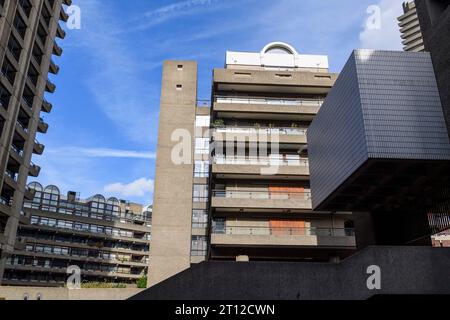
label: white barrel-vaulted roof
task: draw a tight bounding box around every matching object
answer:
[226,42,329,70]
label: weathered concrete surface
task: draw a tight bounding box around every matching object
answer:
[131,246,450,300]
[0,287,143,300]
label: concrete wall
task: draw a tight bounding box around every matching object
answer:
[0,287,143,300]
[131,246,450,300]
[149,61,198,287]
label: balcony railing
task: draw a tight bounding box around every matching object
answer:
[212,226,355,237]
[5,170,18,182]
[16,120,29,133]
[10,144,24,157]
[213,156,309,167]
[0,196,12,207]
[215,96,324,107]
[22,97,33,109]
[214,126,308,136]
[212,190,312,200]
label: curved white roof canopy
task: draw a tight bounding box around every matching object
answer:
[226,42,329,69]
[261,42,299,55]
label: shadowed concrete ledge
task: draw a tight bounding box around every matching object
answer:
[130,246,450,300]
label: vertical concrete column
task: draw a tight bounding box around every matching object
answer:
[149,61,198,287]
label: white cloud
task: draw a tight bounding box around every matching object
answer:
[104,178,154,198]
[145,0,220,18]
[71,0,159,145]
[47,147,156,159]
[359,0,404,50]
[119,0,225,34]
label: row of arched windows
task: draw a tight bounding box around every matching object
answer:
[28,182,122,206]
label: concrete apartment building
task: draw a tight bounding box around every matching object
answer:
[134,47,450,301]
[0,0,70,284]
[2,182,151,287]
[150,42,357,287]
[398,1,425,52]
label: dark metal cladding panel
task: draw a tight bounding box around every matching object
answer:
[308,50,450,210]
[355,50,450,160]
[308,52,369,210]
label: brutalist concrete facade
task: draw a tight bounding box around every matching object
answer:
[0,0,70,285]
[131,246,450,300]
[308,50,450,213]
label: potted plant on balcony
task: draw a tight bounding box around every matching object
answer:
[213,119,225,127]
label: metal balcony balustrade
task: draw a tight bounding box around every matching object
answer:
[22,97,33,109]
[212,189,312,200]
[5,169,18,182]
[0,196,12,207]
[215,95,324,107]
[16,120,29,133]
[213,155,309,167]
[214,126,308,136]
[212,225,356,237]
[10,144,24,157]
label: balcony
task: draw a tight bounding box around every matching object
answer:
[213,126,308,145]
[42,99,53,113]
[211,189,312,212]
[10,144,24,159]
[29,162,41,177]
[46,79,56,93]
[213,96,323,120]
[37,117,49,133]
[16,121,29,138]
[56,24,66,39]
[213,69,337,95]
[49,59,60,74]
[53,42,63,56]
[4,170,18,185]
[0,196,13,208]
[33,139,45,155]
[22,97,34,110]
[60,8,69,22]
[212,156,309,179]
[211,226,356,248]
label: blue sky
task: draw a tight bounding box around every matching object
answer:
[36,0,405,204]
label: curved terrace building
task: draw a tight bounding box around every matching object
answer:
[2,182,151,287]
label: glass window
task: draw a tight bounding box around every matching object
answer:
[194,161,209,178]
[193,185,209,202]
[191,236,207,256]
[196,116,210,127]
[192,209,208,228]
[195,138,210,155]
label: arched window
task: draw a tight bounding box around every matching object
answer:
[90,194,106,215]
[107,197,120,216]
[44,185,60,195]
[43,185,60,208]
[28,182,43,191]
